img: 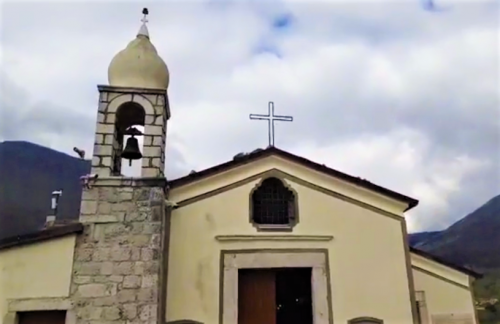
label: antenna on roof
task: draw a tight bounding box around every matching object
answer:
[46,190,63,227]
[51,190,63,211]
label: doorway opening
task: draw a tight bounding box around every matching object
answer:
[18,311,66,324]
[238,267,313,324]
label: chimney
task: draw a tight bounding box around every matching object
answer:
[45,190,63,228]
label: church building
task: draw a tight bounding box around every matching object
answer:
[0,10,481,324]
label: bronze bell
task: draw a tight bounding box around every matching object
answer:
[121,128,143,166]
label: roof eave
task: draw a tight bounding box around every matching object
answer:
[168,147,419,210]
[0,222,84,252]
[410,246,483,279]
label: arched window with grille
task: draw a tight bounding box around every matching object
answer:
[250,177,298,229]
[347,317,384,324]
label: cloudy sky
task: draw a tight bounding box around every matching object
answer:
[0,0,498,232]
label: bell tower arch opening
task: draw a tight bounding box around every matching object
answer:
[114,102,145,176]
[91,90,170,178]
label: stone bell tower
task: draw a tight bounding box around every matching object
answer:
[70,9,171,324]
[92,8,170,178]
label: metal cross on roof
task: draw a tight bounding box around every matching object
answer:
[249,101,293,147]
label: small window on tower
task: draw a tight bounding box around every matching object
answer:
[250,177,297,230]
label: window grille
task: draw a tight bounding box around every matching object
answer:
[251,177,296,225]
[348,317,384,324]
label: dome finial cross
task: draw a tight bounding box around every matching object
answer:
[141,8,149,24]
[138,8,150,37]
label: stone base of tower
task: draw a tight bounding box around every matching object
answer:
[69,177,170,324]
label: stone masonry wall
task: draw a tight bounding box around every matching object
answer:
[70,179,168,324]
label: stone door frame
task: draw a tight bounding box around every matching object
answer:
[3,298,76,324]
[219,249,334,324]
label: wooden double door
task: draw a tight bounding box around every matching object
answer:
[238,268,313,324]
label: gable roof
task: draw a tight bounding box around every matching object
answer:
[168,146,419,211]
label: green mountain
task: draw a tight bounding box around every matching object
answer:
[409,195,500,324]
[0,141,90,239]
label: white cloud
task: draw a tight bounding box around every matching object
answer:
[0,1,498,232]
[293,128,489,232]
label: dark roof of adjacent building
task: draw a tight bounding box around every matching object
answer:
[168,146,419,211]
[0,222,83,251]
[410,246,482,278]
